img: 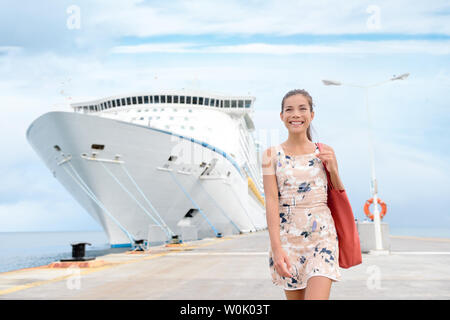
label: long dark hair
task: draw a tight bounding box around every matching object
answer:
[281,89,316,141]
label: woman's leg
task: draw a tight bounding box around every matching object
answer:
[284,288,306,300]
[304,276,332,300]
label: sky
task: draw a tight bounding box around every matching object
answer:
[1,0,449,237]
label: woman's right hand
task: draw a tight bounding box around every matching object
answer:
[272,248,293,278]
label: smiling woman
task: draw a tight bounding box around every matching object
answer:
[263,89,344,300]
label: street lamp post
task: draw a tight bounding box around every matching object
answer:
[322,73,409,255]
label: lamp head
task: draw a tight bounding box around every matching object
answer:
[391,73,410,81]
[322,79,342,86]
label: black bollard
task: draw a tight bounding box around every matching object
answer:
[170,235,181,244]
[60,242,95,262]
[133,239,146,251]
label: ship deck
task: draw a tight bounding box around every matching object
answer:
[1,230,449,300]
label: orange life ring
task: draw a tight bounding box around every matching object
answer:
[364,197,387,221]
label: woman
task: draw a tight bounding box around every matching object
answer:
[262,89,346,300]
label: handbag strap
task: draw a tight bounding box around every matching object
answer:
[316,142,335,190]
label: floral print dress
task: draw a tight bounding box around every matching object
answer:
[268,143,342,290]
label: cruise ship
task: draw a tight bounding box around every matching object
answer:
[26,90,267,247]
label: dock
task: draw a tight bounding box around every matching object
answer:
[1,230,449,300]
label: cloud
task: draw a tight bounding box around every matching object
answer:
[87,0,450,36]
[1,0,450,234]
[111,40,450,55]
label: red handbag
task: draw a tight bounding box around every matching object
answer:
[317,143,362,269]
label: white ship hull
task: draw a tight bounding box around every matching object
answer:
[26,111,266,247]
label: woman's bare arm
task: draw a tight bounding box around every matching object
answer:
[262,147,282,250]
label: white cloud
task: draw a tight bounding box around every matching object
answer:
[111,42,198,54]
[0,46,22,54]
[111,40,450,55]
[2,0,450,233]
[84,0,450,36]
[0,199,100,232]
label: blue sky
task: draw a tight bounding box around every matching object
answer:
[1,0,449,236]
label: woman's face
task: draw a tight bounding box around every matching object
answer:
[280,94,314,133]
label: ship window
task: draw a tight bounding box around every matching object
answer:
[188,109,192,113]
[149,116,152,120]
[184,116,188,120]
[140,117,144,120]
[174,95,178,103]
[153,108,157,112]
[238,100,243,108]
[161,95,166,103]
[144,96,149,104]
[112,100,116,107]
[180,96,185,103]
[170,116,174,120]
[149,96,153,103]
[186,96,191,104]
[220,100,223,108]
[245,100,251,108]
[108,101,111,108]
[127,97,131,105]
[231,100,237,108]
[154,95,159,103]
[138,109,141,112]
[165,125,170,129]
[132,96,137,104]
[91,144,104,150]
[199,97,203,105]
[167,95,172,103]
[193,97,197,105]
[204,98,209,106]
[138,96,143,104]
[224,100,230,108]
[121,98,125,106]
[210,98,214,106]
[117,99,122,107]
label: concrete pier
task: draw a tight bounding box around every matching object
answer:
[1,230,449,299]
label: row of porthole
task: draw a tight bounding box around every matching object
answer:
[133,116,189,120]
[132,117,195,130]
[132,108,192,113]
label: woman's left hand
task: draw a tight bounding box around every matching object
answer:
[316,145,338,174]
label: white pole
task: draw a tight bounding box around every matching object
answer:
[364,87,388,254]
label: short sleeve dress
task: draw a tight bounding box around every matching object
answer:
[268,143,342,290]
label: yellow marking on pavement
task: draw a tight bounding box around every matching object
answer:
[0,236,234,296]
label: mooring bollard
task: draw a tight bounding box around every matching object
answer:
[60,242,95,262]
[133,239,146,251]
[170,235,181,244]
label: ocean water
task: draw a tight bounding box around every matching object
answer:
[0,231,129,273]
